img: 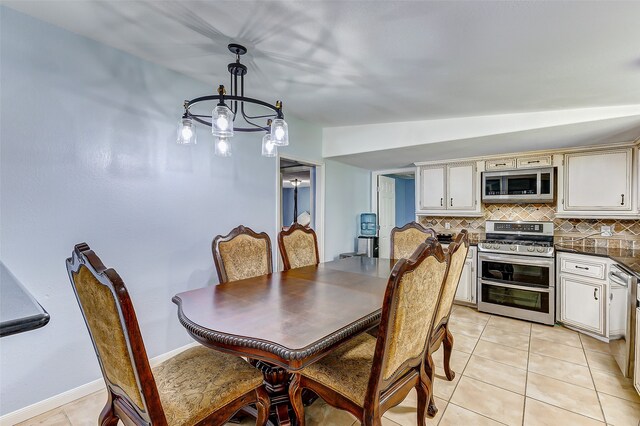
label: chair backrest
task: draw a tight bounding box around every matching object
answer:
[390,222,437,259]
[66,243,165,424]
[278,223,320,270]
[433,230,470,331]
[365,238,448,406]
[212,225,273,284]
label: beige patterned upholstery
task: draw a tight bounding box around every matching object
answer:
[433,241,469,330]
[391,226,436,259]
[219,234,270,282]
[281,229,318,269]
[300,333,376,406]
[381,255,448,380]
[153,346,264,425]
[72,265,145,411]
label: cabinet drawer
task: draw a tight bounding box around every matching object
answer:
[485,159,515,170]
[517,155,552,168]
[559,255,607,280]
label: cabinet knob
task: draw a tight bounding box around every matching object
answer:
[440,197,443,207]
[594,288,598,300]
[450,197,453,206]
[621,194,625,205]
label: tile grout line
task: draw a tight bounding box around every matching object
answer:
[446,402,510,426]
[582,334,609,423]
[443,311,516,425]
[522,322,533,426]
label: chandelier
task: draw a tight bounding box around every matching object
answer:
[176,43,289,157]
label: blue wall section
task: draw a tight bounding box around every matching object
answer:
[282,186,311,226]
[394,178,415,227]
[0,6,371,415]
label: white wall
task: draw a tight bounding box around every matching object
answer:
[324,161,371,258]
[0,7,369,415]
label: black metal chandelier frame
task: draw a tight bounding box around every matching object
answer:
[181,43,284,133]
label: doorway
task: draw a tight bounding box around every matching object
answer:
[374,169,416,259]
[277,156,324,267]
[280,159,315,228]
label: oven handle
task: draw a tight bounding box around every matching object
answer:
[478,253,554,267]
[479,279,553,293]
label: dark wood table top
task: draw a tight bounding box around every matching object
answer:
[173,257,397,370]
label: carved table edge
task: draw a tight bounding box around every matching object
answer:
[173,295,381,361]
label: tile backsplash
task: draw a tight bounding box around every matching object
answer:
[418,203,640,245]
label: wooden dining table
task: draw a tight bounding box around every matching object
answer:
[172,256,398,426]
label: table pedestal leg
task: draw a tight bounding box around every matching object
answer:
[253,360,294,426]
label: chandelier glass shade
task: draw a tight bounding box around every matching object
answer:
[177,117,196,145]
[177,43,288,157]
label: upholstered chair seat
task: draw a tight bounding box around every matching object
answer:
[213,225,273,284]
[391,222,437,259]
[299,333,376,406]
[289,239,449,426]
[278,223,320,270]
[66,243,270,426]
[153,346,265,425]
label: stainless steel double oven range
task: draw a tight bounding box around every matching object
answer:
[477,220,555,325]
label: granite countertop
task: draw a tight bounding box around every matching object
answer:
[554,243,640,277]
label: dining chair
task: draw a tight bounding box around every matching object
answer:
[288,238,449,426]
[278,223,320,270]
[390,221,437,259]
[66,243,270,426]
[212,225,273,284]
[426,230,469,416]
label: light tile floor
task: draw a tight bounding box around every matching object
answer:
[18,305,640,426]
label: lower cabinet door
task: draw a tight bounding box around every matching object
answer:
[455,258,474,303]
[635,308,640,395]
[559,275,606,336]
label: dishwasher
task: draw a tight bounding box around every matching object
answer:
[609,264,638,378]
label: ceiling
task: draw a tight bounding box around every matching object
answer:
[5,1,640,128]
[5,1,640,169]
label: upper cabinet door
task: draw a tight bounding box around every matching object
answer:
[447,163,476,210]
[419,165,446,210]
[564,149,632,211]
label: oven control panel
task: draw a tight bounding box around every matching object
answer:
[494,223,543,233]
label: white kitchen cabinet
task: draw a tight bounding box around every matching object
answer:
[559,275,606,336]
[635,307,640,394]
[563,148,633,212]
[417,162,480,216]
[448,164,476,210]
[419,165,446,210]
[455,246,477,304]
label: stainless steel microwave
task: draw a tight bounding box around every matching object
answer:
[482,167,555,203]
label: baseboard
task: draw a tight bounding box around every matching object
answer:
[0,342,198,425]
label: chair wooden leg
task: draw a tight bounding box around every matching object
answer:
[288,374,305,426]
[362,412,383,426]
[425,353,438,418]
[443,326,455,381]
[99,396,118,426]
[415,383,427,426]
[255,387,271,426]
